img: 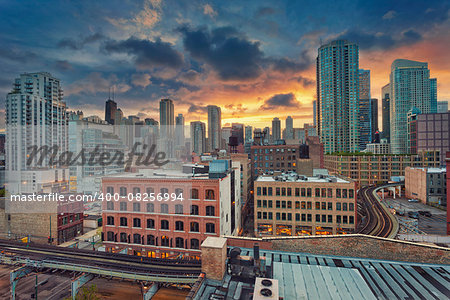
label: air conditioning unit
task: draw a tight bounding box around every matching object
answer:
[253,277,279,300]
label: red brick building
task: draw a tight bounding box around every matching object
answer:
[102,162,241,258]
[446,152,450,235]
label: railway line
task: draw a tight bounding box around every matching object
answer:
[0,239,202,283]
[357,183,400,238]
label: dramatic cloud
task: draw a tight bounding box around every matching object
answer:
[103,37,184,70]
[131,73,152,88]
[335,29,422,50]
[178,26,264,81]
[65,72,131,96]
[261,93,301,110]
[188,104,208,113]
[58,33,104,50]
[53,60,73,71]
[271,55,310,73]
[382,10,396,20]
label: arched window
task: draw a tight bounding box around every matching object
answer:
[107,231,115,241]
[133,187,141,195]
[190,239,200,249]
[119,187,127,197]
[133,233,141,244]
[161,236,169,247]
[190,205,199,215]
[205,206,215,216]
[160,188,169,194]
[161,203,169,213]
[175,221,184,231]
[147,235,155,245]
[175,237,184,248]
[133,218,141,228]
[120,217,127,227]
[133,203,140,212]
[120,233,127,243]
[206,223,215,233]
[191,188,199,199]
[106,216,114,225]
[205,189,215,200]
[146,187,154,195]
[161,220,169,230]
[147,219,155,229]
[175,188,183,196]
[106,186,114,194]
[190,222,199,232]
[175,204,183,214]
[106,202,114,210]
[147,203,154,212]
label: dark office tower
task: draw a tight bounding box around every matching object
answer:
[272,117,281,142]
[175,113,185,147]
[381,84,390,142]
[371,98,378,141]
[159,99,174,137]
[231,123,244,145]
[299,144,309,159]
[105,99,117,125]
[208,105,222,151]
[317,40,359,153]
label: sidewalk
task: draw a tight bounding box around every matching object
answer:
[58,228,101,248]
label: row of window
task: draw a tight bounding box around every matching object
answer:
[106,216,216,233]
[256,187,354,198]
[106,187,215,200]
[106,202,216,216]
[105,232,201,249]
[256,200,354,211]
[256,212,355,224]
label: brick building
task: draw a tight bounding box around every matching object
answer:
[405,167,447,206]
[254,173,357,236]
[102,161,241,258]
[324,150,440,188]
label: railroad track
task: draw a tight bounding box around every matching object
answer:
[357,184,400,238]
[0,239,201,276]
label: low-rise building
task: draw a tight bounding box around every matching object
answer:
[366,140,391,154]
[405,167,447,205]
[254,172,357,236]
[102,160,241,258]
[324,150,440,188]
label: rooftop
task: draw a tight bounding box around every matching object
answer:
[256,172,350,183]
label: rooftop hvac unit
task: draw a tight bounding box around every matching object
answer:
[253,278,279,300]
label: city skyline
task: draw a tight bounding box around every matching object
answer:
[0,0,449,131]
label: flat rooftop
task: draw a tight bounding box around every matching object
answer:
[256,172,350,183]
[103,169,209,180]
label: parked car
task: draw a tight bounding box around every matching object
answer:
[408,211,419,219]
[408,199,419,203]
[418,211,432,217]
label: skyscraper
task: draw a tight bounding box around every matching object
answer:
[359,69,370,99]
[231,123,244,145]
[285,116,293,140]
[371,98,378,139]
[159,99,174,130]
[175,113,185,147]
[190,121,206,155]
[381,83,390,142]
[437,101,449,113]
[390,59,437,154]
[245,125,253,142]
[272,117,281,142]
[159,98,174,157]
[359,98,372,150]
[105,99,117,125]
[317,40,359,153]
[313,100,317,128]
[207,105,221,151]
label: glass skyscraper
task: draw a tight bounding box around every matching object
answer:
[390,59,437,154]
[317,40,359,153]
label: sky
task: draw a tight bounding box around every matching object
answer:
[0,0,449,131]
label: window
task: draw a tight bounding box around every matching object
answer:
[257,200,261,208]
[262,187,267,196]
[119,187,127,197]
[336,202,341,211]
[161,236,169,247]
[175,237,184,248]
[321,188,326,198]
[133,187,140,195]
[307,201,312,210]
[268,200,273,208]
[147,203,154,212]
[336,189,341,198]
[349,203,354,211]
[106,202,114,210]
[276,201,280,208]
[133,234,141,244]
[175,204,183,214]
[191,189,199,199]
[307,214,312,222]
[190,205,199,215]
[268,212,273,220]
[206,189,215,200]
[191,238,200,249]
[161,203,169,213]
[321,202,326,210]
[316,214,320,222]
[336,215,342,223]
[315,202,320,210]
[287,188,292,196]
[349,189,354,198]
[328,202,332,210]
[343,216,348,224]
[133,203,141,212]
[147,218,155,229]
[175,188,183,196]
[322,214,326,223]
[295,188,300,197]
[276,213,280,220]
[146,187,154,195]
[307,188,312,197]
[120,217,127,227]
[120,233,127,243]
[349,216,354,224]
[327,188,333,198]
[282,201,286,209]
[315,188,320,197]
[175,221,184,231]
[106,216,114,226]
[206,206,215,216]
[268,187,273,196]
[161,220,169,230]
[282,188,286,196]
[301,214,306,222]
[206,223,215,233]
[257,212,262,219]
[287,201,292,209]
[301,188,306,197]
[120,202,127,211]
[133,218,141,228]
[147,235,155,245]
[107,231,115,242]
[160,187,169,195]
[343,203,348,211]
[342,189,347,198]
[190,222,199,232]
[257,187,261,195]
[328,215,332,223]
[106,186,114,194]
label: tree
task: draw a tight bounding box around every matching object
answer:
[64,284,100,300]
